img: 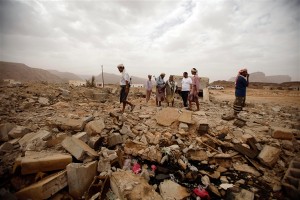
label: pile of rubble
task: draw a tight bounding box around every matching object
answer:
[0,82,299,200]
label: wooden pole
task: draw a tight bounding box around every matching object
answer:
[101,65,104,88]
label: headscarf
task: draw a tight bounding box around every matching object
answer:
[191,68,197,74]
[117,64,124,68]
[160,73,166,76]
[235,68,248,85]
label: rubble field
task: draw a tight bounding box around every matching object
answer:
[0,82,299,200]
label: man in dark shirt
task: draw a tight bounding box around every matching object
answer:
[233,68,249,117]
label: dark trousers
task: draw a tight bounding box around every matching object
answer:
[181,91,189,107]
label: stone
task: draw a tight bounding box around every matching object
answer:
[85,119,105,136]
[120,124,136,138]
[15,170,67,200]
[110,171,163,200]
[38,97,49,106]
[88,135,102,149]
[51,117,86,131]
[155,107,180,126]
[0,122,16,142]
[281,140,294,151]
[209,184,221,197]
[8,126,31,139]
[139,115,151,119]
[0,142,14,152]
[92,92,109,102]
[187,150,208,161]
[271,127,294,140]
[19,130,52,148]
[62,136,98,161]
[178,110,193,124]
[124,141,162,162]
[179,123,189,131]
[18,151,72,175]
[258,145,281,167]
[67,161,97,199]
[233,163,261,176]
[178,159,187,170]
[227,188,254,200]
[108,133,123,147]
[73,132,88,143]
[97,158,111,172]
[159,180,190,200]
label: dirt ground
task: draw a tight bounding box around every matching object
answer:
[209,88,300,107]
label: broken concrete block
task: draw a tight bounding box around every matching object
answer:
[159,180,190,200]
[67,161,97,199]
[73,132,88,143]
[38,97,49,106]
[62,136,98,161]
[97,158,111,172]
[258,145,281,167]
[51,117,86,131]
[155,107,180,126]
[120,124,136,138]
[187,150,208,161]
[8,126,31,139]
[19,130,52,148]
[0,122,16,142]
[110,171,163,200]
[19,151,72,175]
[108,133,123,147]
[0,142,14,152]
[178,110,193,124]
[88,135,102,149]
[124,141,162,162]
[85,119,105,136]
[271,127,294,140]
[226,188,254,200]
[179,122,189,131]
[233,163,261,176]
[15,170,67,200]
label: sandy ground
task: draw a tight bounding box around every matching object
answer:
[209,88,300,107]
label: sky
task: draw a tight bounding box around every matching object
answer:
[0,0,299,81]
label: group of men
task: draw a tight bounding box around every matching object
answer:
[117,64,250,119]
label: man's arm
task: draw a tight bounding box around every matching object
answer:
[246,74,249,87]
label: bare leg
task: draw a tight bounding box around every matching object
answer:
[196,101,199,111]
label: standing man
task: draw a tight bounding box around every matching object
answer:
[188,68,200,111]
[156,73,166,107]
[165,75,177,107]
[181,72,192,108]
[117,64,135,113]
[145,75,153,103]
[233,68,249,117]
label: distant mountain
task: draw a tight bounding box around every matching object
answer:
[0,61,63,83]
[228,72,291,83]
[48,69,82,81]
[94,73,147,84]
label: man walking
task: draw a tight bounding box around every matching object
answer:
[117,64,135,113]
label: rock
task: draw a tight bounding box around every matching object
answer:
[73,132,88,143]
[51,117,86,131]
[110,171,163,200]
[19,130,52,149]
[178,110,193,124]
[62,136,98,161]
[97,158,111,172]
[120,124,136,138]
[108,133,123,147]
[258,145,281,167]
[17,151,72,175]
[159,180,190,200]
[233,163,261,176]
[0,142,14,152]
[271,127,294,140]
[67,161,97,199]
[38,97,49,106]
[88,135,102,149]
[220,176,229,183]
[139,115,151,119]
[187,150,208,161]
[209,184,221,197]
[8,126,31,139]
[85,119,105,136]
[155,107,180,126]
[227,188,254,200]
[15,170,67,200]
[281,140,294,151]
[179,123,189,131]
[92,92,109,103]
[0,123,16,142]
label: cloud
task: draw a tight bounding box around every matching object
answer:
[0,0,299,81]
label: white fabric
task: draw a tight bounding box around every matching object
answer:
[181,77,192,91]
[120,70,130,85]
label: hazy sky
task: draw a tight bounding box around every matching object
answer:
[1,0,299,81]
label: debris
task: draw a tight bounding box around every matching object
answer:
[258,145,281,167]
[270,127,294,140]
[160,180,190,200]
[85,119,105,136]
[282,157,300,200]
[193,185,210,199]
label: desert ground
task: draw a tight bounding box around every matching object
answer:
[0,82,299,200]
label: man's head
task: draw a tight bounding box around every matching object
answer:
[239,68,248,77]
[183,72,188,78]
[160,73,165,79]
[169,75,174,81]
[148,75,152,79]
[191,68,197,75]
[117,64,125,72]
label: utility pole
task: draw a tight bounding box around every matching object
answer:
[101,65,104,88]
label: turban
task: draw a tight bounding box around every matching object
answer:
[191,68,197,73]
[160,73,166,76]
[239,68,247,74]
[117,64,124,68]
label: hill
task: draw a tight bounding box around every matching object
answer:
[0,61,63,83]
[228,72,291,83]
[48,70,82,81]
